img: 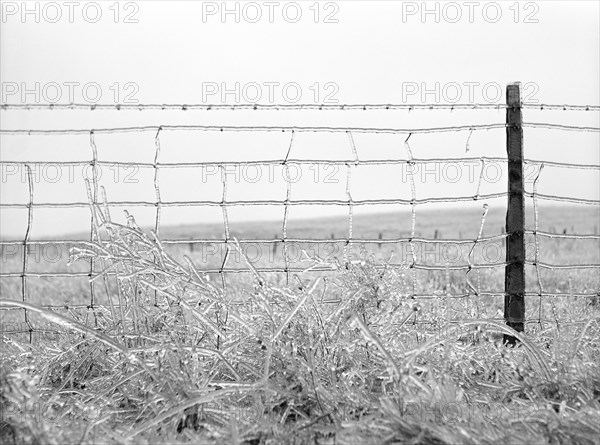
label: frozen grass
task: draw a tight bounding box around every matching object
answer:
[1,196,599,444]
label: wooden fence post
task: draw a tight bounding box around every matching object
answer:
[504,82,525,345]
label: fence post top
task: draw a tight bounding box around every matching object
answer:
[507,83,521,106]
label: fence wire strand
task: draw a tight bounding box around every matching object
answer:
[282,131,295,285]
[1,157,597,169]
[0,103,511,111]
[532,164,545,324]
[2,102,599,112]
[220,164,231,293]
[0,123,509,135]
[88,131,100,320]
[4,191,598,209]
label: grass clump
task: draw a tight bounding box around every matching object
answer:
[0,192,599,444]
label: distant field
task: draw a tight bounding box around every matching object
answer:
[1,204,598,325]
[151,203,599,241]
[6,203,595,242]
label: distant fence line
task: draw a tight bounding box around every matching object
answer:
[1,83,599,343]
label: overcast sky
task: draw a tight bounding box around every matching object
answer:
[1,1,599,238]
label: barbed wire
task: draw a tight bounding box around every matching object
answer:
[0,103,509,111]
[521,103,600,111]
[2,102,599,111]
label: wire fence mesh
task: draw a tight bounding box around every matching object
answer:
[1,99,599,340]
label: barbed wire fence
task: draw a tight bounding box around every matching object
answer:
[1,82,599,343]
